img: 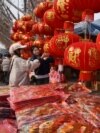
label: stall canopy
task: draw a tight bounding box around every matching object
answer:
[74,19,100,36]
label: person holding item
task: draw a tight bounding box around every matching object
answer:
[9,42,40,87]
[30,46,54,85]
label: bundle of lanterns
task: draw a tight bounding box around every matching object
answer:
[10,14,35,59]
[10,0,100,82]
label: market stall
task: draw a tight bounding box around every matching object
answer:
[0,0,100,133]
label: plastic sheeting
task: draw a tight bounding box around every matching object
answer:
[74,19,100,35]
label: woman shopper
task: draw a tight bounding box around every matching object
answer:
[9,42,40,87]
[30,46,54,85]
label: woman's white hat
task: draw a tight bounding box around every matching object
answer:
[9,42,26,55]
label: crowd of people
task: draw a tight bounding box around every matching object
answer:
[0,42,65,87]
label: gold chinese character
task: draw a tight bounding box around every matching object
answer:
[68,47,81,66]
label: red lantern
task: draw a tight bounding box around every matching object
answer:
[33,37,44,53]
[21,14,32,21]
[21,49,32,59]
[79,71,93,81]
[33,1,53,18]
[82,9,94,21]
[73,0,100,13]
[63,21,74,32]
[32,23,39,34]
[54,0,82,22]
[38,22,53,35]
[43,36,52,53]
[43,8,64,29]
[49,26,80,58]
[14,20,24,30]
[64,41,100,71]
[96,33,100,52]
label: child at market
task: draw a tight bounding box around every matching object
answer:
[49,65,65,84]
[30,46,54,85]
[9,42,40,87]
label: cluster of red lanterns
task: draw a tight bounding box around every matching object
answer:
[10,0,100,81]
[32,22,53,35]
[11,15,35,42]
[10,15,36,59]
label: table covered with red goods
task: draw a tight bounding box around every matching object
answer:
[0,83,100,133]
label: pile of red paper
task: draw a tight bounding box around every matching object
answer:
[0,119,17,133]
[8,83,100,133]
[9,84,66,110]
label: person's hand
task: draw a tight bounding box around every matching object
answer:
[41,52,49,59]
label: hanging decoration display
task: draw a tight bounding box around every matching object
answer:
[33,1,53,18]
[73,0,100,12]
[96,33,100,52]
[43,8,64,29]
[64,41,100,81]
[54,0,82,22]
[49,21,80,58]
[10,14,35,59]
[64,41,100,71]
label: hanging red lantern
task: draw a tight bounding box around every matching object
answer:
[96,33,100,52]
[32,23,39,34]
[64,41,100,81]
[21,49,32,59]
[64,41,100,71]
[79,71,94,81]
[33,1,53,18]
[43,36,52,53]
[54,0,82,22]
[21,14,32,21]
[43,8,64,29]
[38,22,53,35]
[49,22,80,58]
[43,41,50,53]
[73,0,100,13]
[14,20,24,30]
[33,37,44,53]
[82,9,94,21]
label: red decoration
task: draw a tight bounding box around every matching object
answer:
[33,37,44,53]
[96,33,100,52]
[33,1,53,18]
[64,21,74,32]
[21,14,32,21]
[82,9,94,21]
[79,71,93,81]
[64,41,100,71]
[43,36,51,53]
[43,8,64,29]
[54,0,82,22]
[21,49,32,59]
[73,0,100,13]
[49,28,80,58]
[32,23,39,34]
[39,22,53,35]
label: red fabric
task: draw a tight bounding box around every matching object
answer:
[0,119,17,133]
[64,41,100,71]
